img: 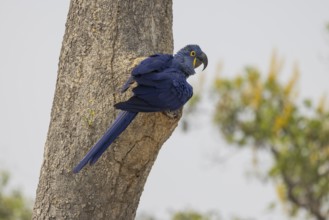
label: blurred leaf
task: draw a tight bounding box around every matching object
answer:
[211,53,329,220]
[0,171,32,220]
[303,99,312,108]
[171,210,221,220]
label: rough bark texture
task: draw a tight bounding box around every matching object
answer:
[33,0,175,219]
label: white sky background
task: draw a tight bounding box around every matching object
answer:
[1,1,329,220]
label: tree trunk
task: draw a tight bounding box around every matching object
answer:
[32,1,175,219]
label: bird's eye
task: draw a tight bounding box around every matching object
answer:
[190,51,196,57]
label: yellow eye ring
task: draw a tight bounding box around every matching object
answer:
[190,51,196,57]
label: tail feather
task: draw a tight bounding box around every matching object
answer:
[73,111,137,173]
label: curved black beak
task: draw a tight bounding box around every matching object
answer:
[195,52,208,71]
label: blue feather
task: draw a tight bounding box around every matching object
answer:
[73,111,137,173]
[73,45,207,173]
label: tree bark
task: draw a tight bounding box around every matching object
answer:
[33,0,175,219]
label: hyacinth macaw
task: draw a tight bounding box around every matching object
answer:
[73,45,208,173]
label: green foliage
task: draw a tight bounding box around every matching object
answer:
[213,55,329,220]
[0,171,32,220]
[172,210,221,220]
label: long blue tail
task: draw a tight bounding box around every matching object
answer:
[73,111,137,173]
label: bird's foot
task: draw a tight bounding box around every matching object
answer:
[163,109,182,119]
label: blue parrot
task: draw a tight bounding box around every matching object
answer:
[73,45,208,173]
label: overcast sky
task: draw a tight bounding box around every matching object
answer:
[1,1,329,220]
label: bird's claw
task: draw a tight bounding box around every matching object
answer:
[163,109,182,119]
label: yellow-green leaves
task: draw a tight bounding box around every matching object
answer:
[213,54,329,219]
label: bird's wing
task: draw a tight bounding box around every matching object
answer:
[120,54,173,93]
[120,76,135,93]
[114,75,193,112]
[132,54,173,76]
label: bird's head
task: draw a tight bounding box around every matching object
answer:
[174,44,208,76]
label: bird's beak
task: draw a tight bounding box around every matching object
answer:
[194,52,208,71]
